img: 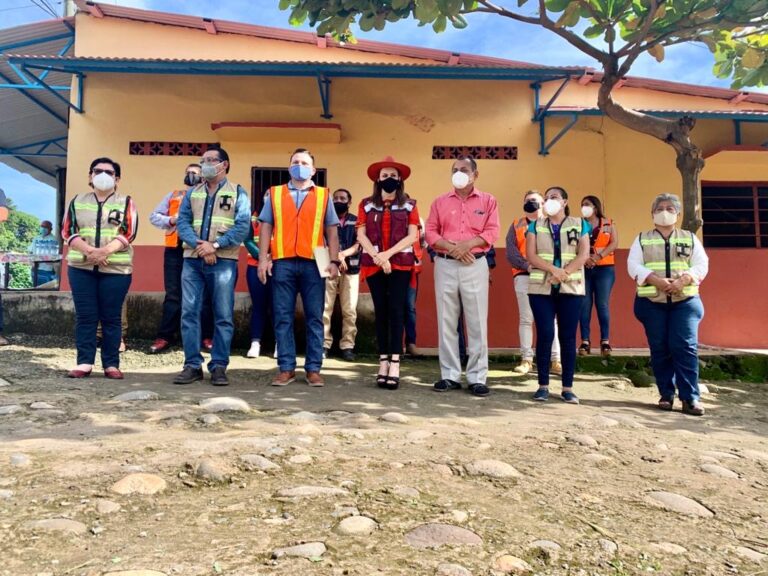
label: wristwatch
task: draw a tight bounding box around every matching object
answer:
[212,241,220,250]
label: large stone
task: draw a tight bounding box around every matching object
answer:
[568,434,599,448]
[465,460,521,479]
[111,473,167,495]
[199,414,221,426]
[199,397,250,413]
[95,499,121,514]
[405,523,482,549]
[436,564,473,576]
[0,405,22,415]
[272,542,326,559]
[193,458,233,482]
[239,454,280,472]
[700,464,739,479]
[288,454,313,464]
[113,390,159,402]
[380,412,410,424]
[646,491,714,517]
[335,516,378,536]
[648,542,687,555]
[275,486,348,499]
[491,555,533,574]
[22,518,87,535]
[599,539,618,555]
[734,546,766,563]
[30,401,55,410]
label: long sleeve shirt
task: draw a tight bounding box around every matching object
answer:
[627,231,709,285]
[505,220,530,271]
[149,190,178,230]
[176,179,251,250]
[425,187,500,253]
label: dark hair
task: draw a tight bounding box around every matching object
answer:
[89,157,121,178]
[290,147,315,165]
[582,195,604,219]
[334,188,352,202]
[186,163,201,170]
[371,171,407,208]
[545,186,570,217]
[207,145,230,173]
[454,155,478,172]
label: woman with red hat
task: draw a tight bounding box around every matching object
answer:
[357,156,420,390]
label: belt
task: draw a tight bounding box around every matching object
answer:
[436,252,487,260]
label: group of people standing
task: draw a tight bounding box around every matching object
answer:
[56,148,709,416]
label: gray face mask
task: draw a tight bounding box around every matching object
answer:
[201,162,221,180]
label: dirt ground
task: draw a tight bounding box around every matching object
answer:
[1,336,767,576]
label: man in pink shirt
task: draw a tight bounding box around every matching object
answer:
[425,156,500,396]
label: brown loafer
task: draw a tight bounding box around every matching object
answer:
[657,397,674,411]
[271,370,296,386]
[305,371,325,387]
[104,368,124,380]
[66,368,92,379]
[681,401,705,416]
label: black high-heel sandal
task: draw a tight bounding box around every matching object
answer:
[384,358,400,390]
[376,355,390,388]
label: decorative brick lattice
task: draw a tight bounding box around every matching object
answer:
[432,146,518,160]
[129,142,218,156]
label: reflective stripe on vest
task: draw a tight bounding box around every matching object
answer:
[270,184,328,260]
[636,229,698,303]
[591,217,615,266]
[165,189,185,248]
[527,216,585,296]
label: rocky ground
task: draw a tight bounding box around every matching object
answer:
[0,335,767,576]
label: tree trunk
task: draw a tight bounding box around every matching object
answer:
[597,73,705,232]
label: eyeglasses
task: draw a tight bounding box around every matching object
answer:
[199,157,221,165]
[92,168,115,176]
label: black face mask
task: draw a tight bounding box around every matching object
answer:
[333,201,349,216]
[380,177,400,194]
[523,199,540,213]
[184,173,201,187]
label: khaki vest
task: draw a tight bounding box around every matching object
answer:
[636,229,699,303]
[66,192,133,275]
[183,180,241,260]
[528,216,585,296]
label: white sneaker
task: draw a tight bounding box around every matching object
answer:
[273,345,278,359]
[247,341,261,358]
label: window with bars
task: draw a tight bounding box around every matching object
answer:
[250,167,327,214]
[702,183,768,248]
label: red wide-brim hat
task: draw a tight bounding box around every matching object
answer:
[367,156,411,181]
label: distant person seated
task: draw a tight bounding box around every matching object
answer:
[29,220,59,287]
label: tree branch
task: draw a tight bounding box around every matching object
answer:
[616,0,658,58]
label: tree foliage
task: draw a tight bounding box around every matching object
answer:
[0,199,40,289]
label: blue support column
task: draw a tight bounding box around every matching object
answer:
[734,120,742,145]
[20,65,83,114]
[316,74,332,119]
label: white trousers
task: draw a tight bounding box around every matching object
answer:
[514,274,560,362]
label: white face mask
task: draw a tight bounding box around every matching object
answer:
[92,172,115,192]
[653,210,678,226]
[544,198,562,217]
[451,171,470,189]
[581,205,594,218]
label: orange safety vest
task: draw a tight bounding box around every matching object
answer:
[269,184,328,260]
[511,217,530,277]
[164,189,186,248]
[247,215,260,267]
[591,217,615,266]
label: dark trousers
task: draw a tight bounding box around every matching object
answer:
[405,277,418,345]
[634,296,704,403]
[367,270,411,356]
[246,265,273,341]
[529,292,584,388]
[580,265,615,342]
[69,267,132,368]
[157,247,213,342]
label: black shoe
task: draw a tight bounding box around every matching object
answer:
[340,349,355,361]
[383,358,400,390]
[433,379,462,392]
[173,366,204,385]
[210,366,229,387]
[468,383,490,397]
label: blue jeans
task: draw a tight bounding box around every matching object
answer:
[405,280,418,345]
[246,265,272,340]
[580,265,615,341]
[272,257,326,373]
[634,296,704,404]
[35,269,56,287]
[529,292,584,388]
[181,257,237,371]
[68,267,131,368]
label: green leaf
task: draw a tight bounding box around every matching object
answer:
[278,0,294,10]
[359,12,375,31]
[545,0,571,14]
[288,7,308,27]
[647,43,664,62]
[433,14,447,32]
[584,24,604,38]
[555,2,581,27]
[742,48,766,70]
[518,0,530,6]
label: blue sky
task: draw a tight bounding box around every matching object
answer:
[0,0,760,223]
